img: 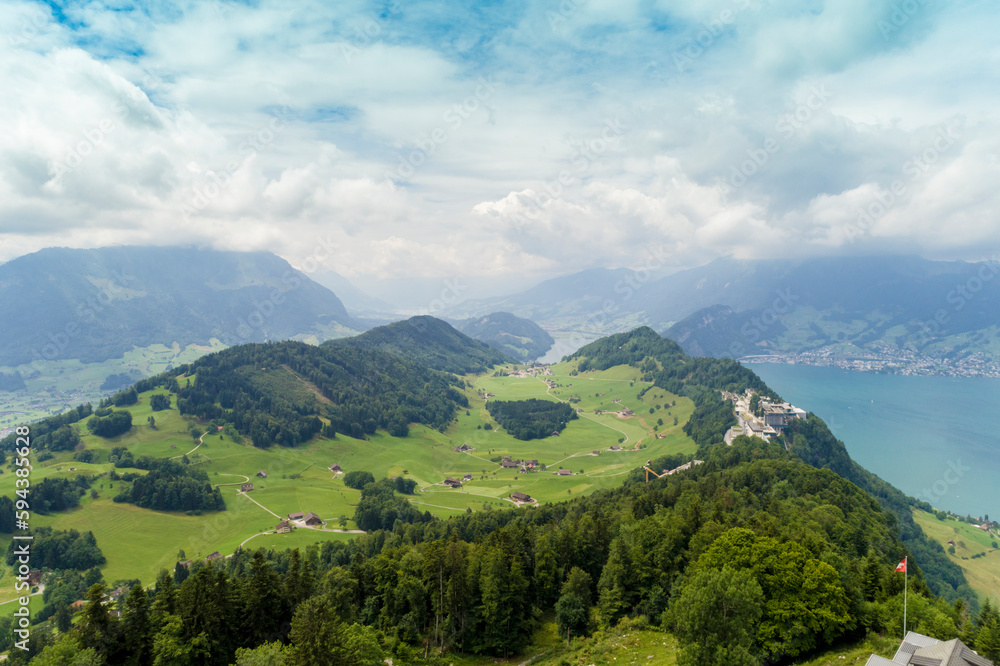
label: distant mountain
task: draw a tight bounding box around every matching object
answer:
[447,256,1000,368]
[442,267,639,321]
[309,269,396,313]
[456,312,554,361]
[327,315,514,374]
[660,255,1000,362]
[0,246,358,367]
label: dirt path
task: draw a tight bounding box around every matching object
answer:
[171,430,206,460]
[237,489,281,519]
[213,473,250,487]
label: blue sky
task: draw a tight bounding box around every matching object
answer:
[1,0,998,291]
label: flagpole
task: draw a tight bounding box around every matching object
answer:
[903,556,907,639]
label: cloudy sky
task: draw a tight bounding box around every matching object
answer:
[1,0,998,288]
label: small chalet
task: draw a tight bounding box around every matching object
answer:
[256,470,267,478]
[444,478,462,488]
[555,469,572,476]
[205,552,223,562]
[26,570,43,586]
[288,511,304,520]
[453,443,472,452]
[551,430,559,437]
[610,445,621,451]
[329,464,341,473]
[240,483,253,492]
[303,512,322,526]
[511,491,532,503]
[276,521,292,534]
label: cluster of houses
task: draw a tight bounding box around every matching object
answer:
[443,473,475,488]
[507,365,553,378]
[594,407,634,417]
[500,456,540,473]
[724,390,807,444]
[273,512,324,534]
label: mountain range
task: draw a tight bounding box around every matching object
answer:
[443,255,1000,368]
[0,246,357,367]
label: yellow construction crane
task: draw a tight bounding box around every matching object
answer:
[643,466,662,483]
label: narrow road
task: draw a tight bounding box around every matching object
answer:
[237,489,281,519]
[213,473,250,488]
[171,430,206,460]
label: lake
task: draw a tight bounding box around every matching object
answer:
[746,362,999,520]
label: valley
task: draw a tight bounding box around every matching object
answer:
[0,360,695,603]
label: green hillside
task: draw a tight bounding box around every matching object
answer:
[327,315,512,374]
[457,311,555,361]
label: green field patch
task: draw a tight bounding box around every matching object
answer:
[241,528,358,552]
[914,509,1000,604]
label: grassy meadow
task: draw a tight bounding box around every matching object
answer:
[913,509,1000,604]
[0,359,697,597]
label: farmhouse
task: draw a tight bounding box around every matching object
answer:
[555,469,572,476]
[240,483,253,492]
[453,443,472,452]
[464,473,473,480]
[501,460,518,469]
[609,445,621,451]
[329,464,341,473]
[444,478,463,488]
[511,491,533,503]
[26,570,42,586]
[303,512,322,526]
[205,552,223,562]
[619,408,634,417]
[276,521,292,533]
[288,512,304,520]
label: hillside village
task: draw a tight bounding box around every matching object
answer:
[723,389,807,445]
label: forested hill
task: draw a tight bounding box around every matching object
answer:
[326,315,513,374]
[152,340,469,443]
[566,327,972,603]
[0,246,358,366]
[456,311,555,361]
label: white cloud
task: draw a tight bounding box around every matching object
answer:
[1,0,999,280]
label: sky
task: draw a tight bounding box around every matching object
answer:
[1,0,998,290]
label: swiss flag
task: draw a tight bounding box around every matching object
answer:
[895,558,907,573]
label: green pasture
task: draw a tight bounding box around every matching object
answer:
[0,361,698,596]
[914,509,1000,604]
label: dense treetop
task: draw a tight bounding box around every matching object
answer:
[486,398,577,440]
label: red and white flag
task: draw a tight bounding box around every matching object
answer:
[895,558,907,573]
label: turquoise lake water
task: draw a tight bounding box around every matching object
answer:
[746,363,999,520]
